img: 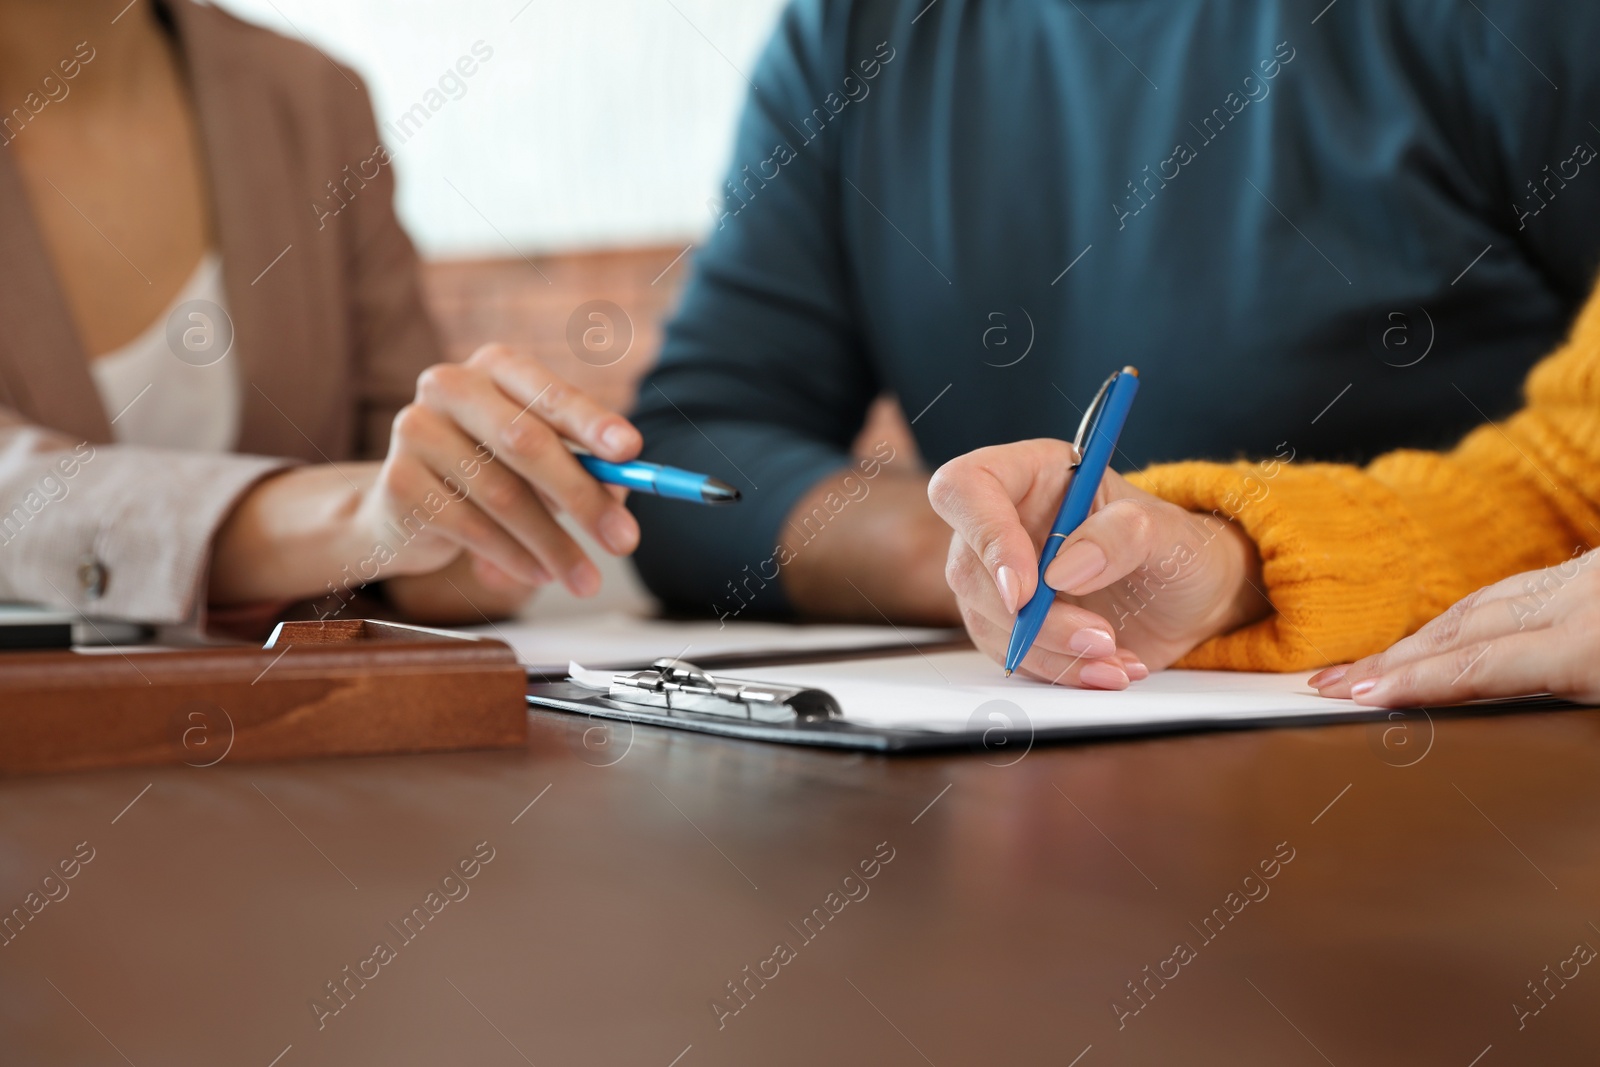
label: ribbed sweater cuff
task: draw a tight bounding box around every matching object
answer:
[1129,461,1426,672]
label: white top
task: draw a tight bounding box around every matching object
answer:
[90,252,243,452]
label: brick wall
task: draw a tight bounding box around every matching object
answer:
[419,246,921,467]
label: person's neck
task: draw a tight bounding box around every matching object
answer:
[0,0,172,109]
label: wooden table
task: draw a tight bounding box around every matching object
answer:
[3,704,1598,1064]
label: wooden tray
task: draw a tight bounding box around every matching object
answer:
[0,620,527,775]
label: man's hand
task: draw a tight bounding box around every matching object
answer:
[928,439,1270,687]
[1310,550,1600,706]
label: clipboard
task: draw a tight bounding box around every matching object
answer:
[525,679,954,752]
[528,657,949,751]
[524,650,1577,754]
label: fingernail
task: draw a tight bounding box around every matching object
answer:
[1046,540,1107,594]
[567,560,602,597]
[1349,679,1378,700]
[599,508,638,555]
[602,423,636,456]
[1079,661,1130,690]
[1067,627,1116,657]
[1124,659,1150,681]
[1308,665,1348,688]
[996,565,1021,614]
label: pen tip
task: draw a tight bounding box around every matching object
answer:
[1004,669,1013,678]
[700,478,742,505]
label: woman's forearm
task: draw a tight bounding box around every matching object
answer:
[207,463,378,606]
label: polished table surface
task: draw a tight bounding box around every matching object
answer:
[3,702,1599,1065]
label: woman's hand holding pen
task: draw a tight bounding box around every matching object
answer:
[210,344,643,617]
[366,342,641,595]
[928,439,1271,687]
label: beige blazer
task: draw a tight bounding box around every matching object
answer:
[0,0,441,624]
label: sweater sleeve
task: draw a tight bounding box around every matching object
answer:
[1130,288,1600,671]
[627,0,878,616]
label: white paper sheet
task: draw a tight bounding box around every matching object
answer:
[741,649,1361,733]
[459,612,961,674]
[566,662,614,690]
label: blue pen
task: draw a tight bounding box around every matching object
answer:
[1004,366,1141,676]
[575,453,742,505]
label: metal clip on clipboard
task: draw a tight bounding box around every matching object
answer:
[587,658,841,724]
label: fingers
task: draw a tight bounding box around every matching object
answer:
[470,553,538,593]
[391,401,600,595]
[1043,496,1176,596]
[1442,555,1595,609]
[946,537,1119,653]
[379,446,552,589]
[929,440,1078,613]
[1311,554,1600,706]
[414,357,640,560]
[952,533,1140,688]
[1117,647,1151,681]
[1311,584,1542,699]
[1306,663,1351,691]
[467,344,641,461]
[961,601,1135,688]
[935,449,1157,689]
[1338,631,1561,707]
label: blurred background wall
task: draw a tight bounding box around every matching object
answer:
[214,0,788,255]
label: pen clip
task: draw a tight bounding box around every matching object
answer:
[1070,370,1120,469]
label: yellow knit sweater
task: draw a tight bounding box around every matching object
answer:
[1129,286,1600,672]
